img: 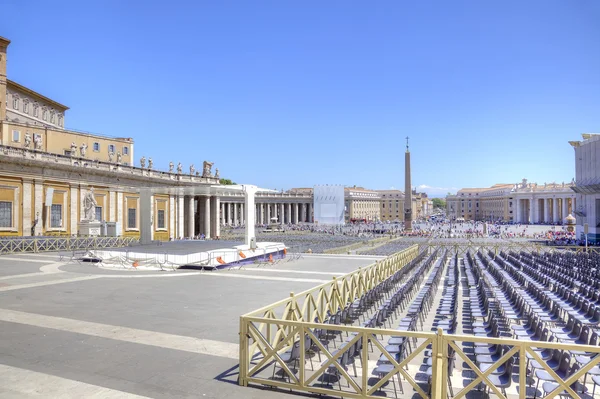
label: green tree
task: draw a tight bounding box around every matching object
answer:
[432,198,446,209]
[219,178,236,185]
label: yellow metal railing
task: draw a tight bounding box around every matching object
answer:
[0,236,139,255]
[239,244,600,399]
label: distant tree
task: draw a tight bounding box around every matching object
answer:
[432,198,446,209]
[219,178,236,185]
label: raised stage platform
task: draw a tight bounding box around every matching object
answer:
[90,240,287,270]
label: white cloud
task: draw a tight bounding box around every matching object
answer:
[416,184,459,197]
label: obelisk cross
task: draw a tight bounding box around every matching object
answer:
[406,136,409,151]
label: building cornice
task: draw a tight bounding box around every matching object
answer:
[7,79,69,111]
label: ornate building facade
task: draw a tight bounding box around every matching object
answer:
[446,180,576,223]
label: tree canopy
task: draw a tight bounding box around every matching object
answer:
[432,198,446,209]
[219,178,236,185]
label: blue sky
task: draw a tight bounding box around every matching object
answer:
[3,0,599,197]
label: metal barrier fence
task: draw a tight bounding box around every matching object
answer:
[411,240,600,256]
[239,244,600,399]
[0,236,139,255]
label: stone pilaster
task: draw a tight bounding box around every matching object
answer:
[22,179,32,236]
[117,191,124,232]
[70,184,79,235]
[109,191,116,222]
[33,179,43,235]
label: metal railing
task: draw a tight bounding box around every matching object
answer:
[0,236,139,255]
[239,244,600,399]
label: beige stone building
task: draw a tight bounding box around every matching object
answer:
[446,180,576,223]
[376,190,405,222]
[344,186,381,222]
[0,37,134,166]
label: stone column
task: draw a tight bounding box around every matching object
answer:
[227,203,233,225]
[33,179,43,235]
[266,203,271,223]
[169,195,175,239]
[280,203,285,225]
[286,203,291,224]
[562,198,568,222]
[514,198,520,224]
[545,198,551,223]
[233,202,238,226]
[177,195,184,238]
[300,203,306,223]
[240,203,244,225]
[259,203,264,224]
[22,179,33,236]
[186,195,195,238]
[211,196,220,238]
[307,202,313,223]
[204,196,211,238]
[293,203,299,224]
[244,185,257,247]
[552,198,559,223]
[529,197,534,224]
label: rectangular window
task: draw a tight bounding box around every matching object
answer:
[123,146,129,155]
[95,206,102,221]
[12,130,19,142]
[50,204,62,228]
[128,208,136,229]
[108,145,115,153]
[93,142,100,152]
[34,106,39,117]
[23,102,29,113]
[157,209,165,229]
[0,201,12,227]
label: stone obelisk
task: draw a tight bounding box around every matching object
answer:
[404,137,413,232]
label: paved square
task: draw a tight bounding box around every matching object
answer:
[0,250,381,398]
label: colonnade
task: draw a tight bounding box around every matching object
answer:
[179,194,220,239]
[515,196,576,224]
[219,201,313,225]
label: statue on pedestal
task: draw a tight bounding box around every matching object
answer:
[190,164,195,175]
[215,168,220,179]
[108,152,114,162]
[34,134,42,150]
[202,161,213,177]
[116,152,122,164]
[169,161,174,173]
[195,170,200,176]
[80,143,88,157]
[140,156,146,169]
[70,142,78,157]
[83,188,98,221]
[177,162,182,174]
[148,158,153,169]
[24,132,32,148]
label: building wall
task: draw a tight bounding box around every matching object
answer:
[377,190,405,222]
[1,121,133,164]
[6,82,67,129]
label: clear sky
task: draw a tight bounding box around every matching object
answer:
[3,0,599,196]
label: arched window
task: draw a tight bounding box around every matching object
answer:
[33,104,39,117]
[23,100,29,113]
[12,97,19,110]
[42,109,48,121]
